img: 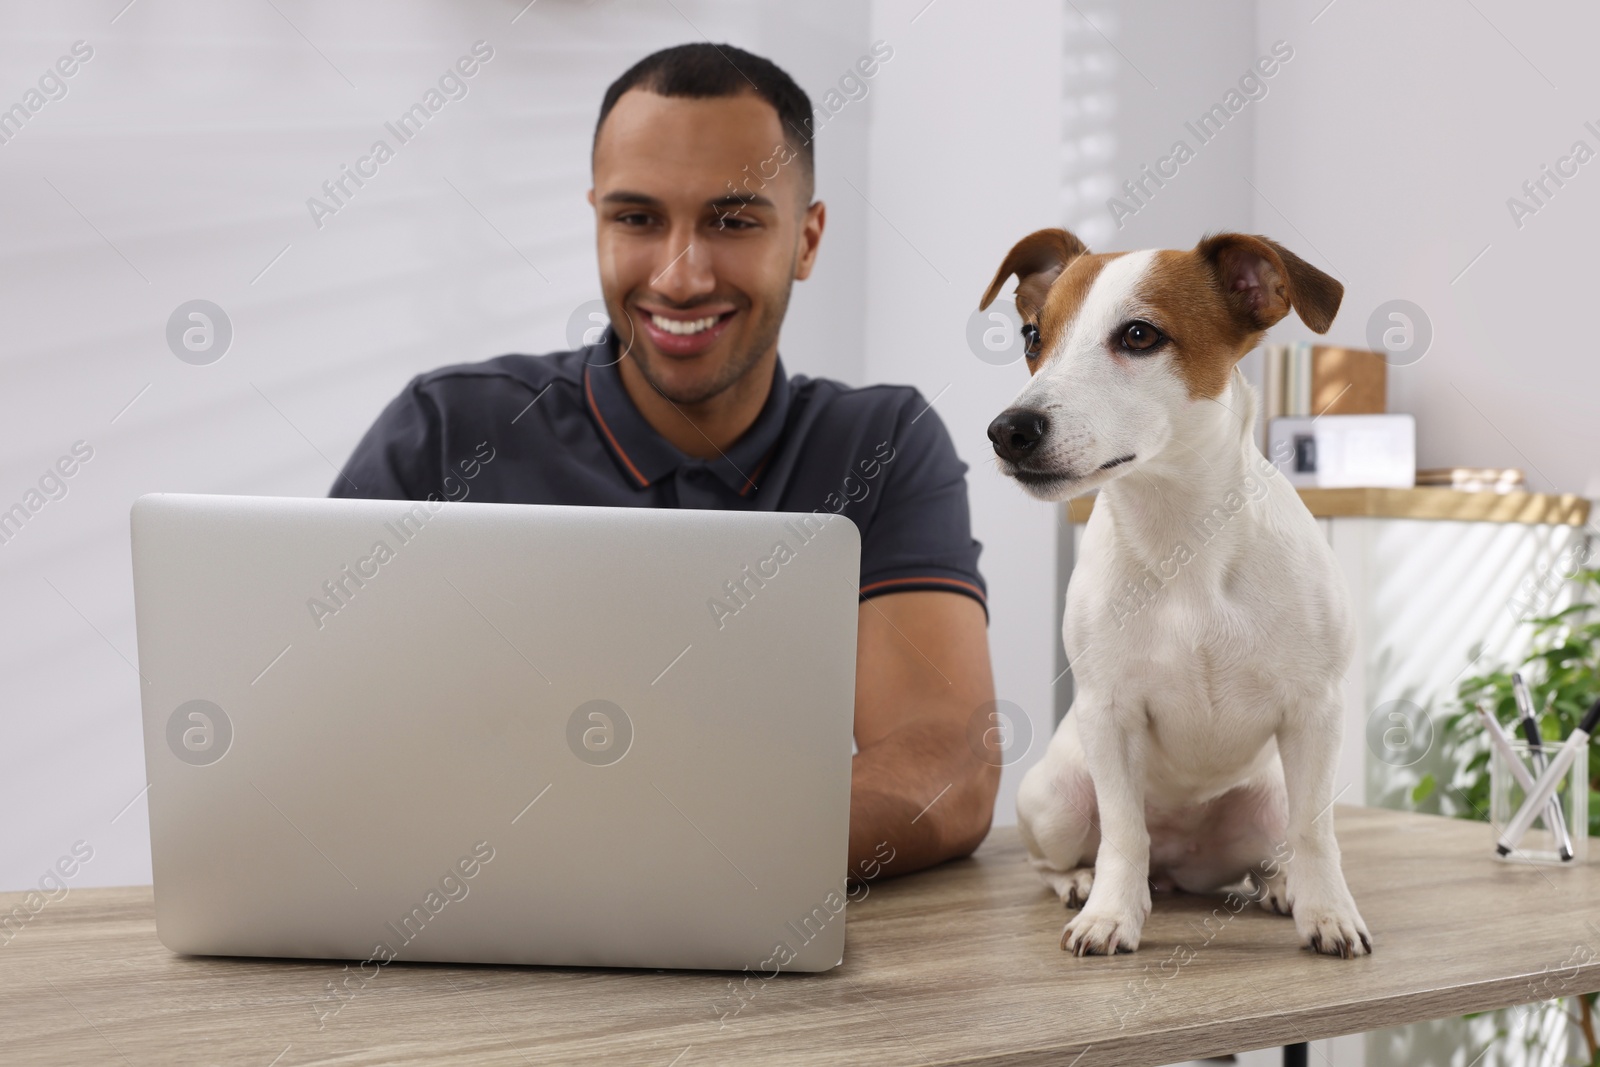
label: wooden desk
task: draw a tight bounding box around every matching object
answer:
[5,806,1598,1066]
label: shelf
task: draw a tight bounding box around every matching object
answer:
[1065,486,1591,526]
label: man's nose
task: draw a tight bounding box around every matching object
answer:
[650,236,715,303]
[987,409,1049,463]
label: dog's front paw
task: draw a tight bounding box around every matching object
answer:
[1060,867,1095,909]
[1250,868,1292,916]
[1038,866,1096,909]
[1294,897,1372,958]
[1061,908,1143,956]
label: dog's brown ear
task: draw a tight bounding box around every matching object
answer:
[980,228,1088,318]
[1197,233,1343,334]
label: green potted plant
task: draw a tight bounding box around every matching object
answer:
[1429,567,1600,834]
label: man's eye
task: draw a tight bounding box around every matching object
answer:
[617,212,653,227]
[1120,321,1164,353]
[1021,322,1041,359]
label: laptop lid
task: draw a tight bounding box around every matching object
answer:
[130,493,859,972]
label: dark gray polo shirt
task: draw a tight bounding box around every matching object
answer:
[330,333,987,614]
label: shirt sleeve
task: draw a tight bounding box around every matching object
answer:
[856,392,988,619]
[328,375,443,501]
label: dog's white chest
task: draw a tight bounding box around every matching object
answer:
[1100,601,1286,786]
[1064,498,1346,794]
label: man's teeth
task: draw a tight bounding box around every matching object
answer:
[651,313,722,336]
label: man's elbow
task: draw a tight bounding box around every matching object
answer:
[942,758,1002,860]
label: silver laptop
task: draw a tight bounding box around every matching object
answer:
[130,493,859,972]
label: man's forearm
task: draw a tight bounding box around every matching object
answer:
[845,726,998,883]
[845,590,999,884]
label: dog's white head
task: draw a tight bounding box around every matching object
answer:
[982,229,1343,500]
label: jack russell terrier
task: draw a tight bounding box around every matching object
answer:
[983,228,1371,958]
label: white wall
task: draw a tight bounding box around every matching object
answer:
[861,0,1064,829]
[1083,0,1262,249]
[1050,0,1262,727]
[1254,0,1600,498]
[1250,4,1600,1064]
[8,0,1595,912]
[864,0,1262,821]
[2,0,1114,891]
[0,0,872,892]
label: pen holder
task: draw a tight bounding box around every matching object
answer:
[1490,738,1588,864]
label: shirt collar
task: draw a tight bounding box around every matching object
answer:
[582,329,791,497]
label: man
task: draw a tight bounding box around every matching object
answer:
[332,42,998,882]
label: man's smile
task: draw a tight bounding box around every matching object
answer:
[636,304,738,357]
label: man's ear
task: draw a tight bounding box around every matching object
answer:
[979,228,1088,319]
[1197,232,1343,334]
[794,200,826,281]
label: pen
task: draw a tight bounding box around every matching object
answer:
[1496,695,1600,857]
[1512,672,1574,861]
[1478,702,1538,795]
[1478,702,1557,857]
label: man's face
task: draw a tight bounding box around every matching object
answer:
[589,90,824,406]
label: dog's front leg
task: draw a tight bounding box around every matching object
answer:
[1277,696,1372,958]
[1061,702,1152,956]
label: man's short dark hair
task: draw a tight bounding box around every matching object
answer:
[594,43,815,203]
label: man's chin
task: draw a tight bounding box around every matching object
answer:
[630,344,739,406]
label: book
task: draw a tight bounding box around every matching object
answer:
[1258,343,1386,418]
[1262,342,1285,421]
[1281,342,1295,417]
[1297,342,1313,417]
[1310,346,1386,416]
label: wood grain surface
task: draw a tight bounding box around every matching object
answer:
[4,805,1599,1066]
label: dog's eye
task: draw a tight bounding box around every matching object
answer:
[1021,322,1041,359]
[1121,321,1164,353]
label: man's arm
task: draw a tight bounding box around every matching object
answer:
[847,589,999,883]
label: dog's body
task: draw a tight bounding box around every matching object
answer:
[983,232,1370,958]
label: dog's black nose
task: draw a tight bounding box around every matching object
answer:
[987,409,1048,463]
